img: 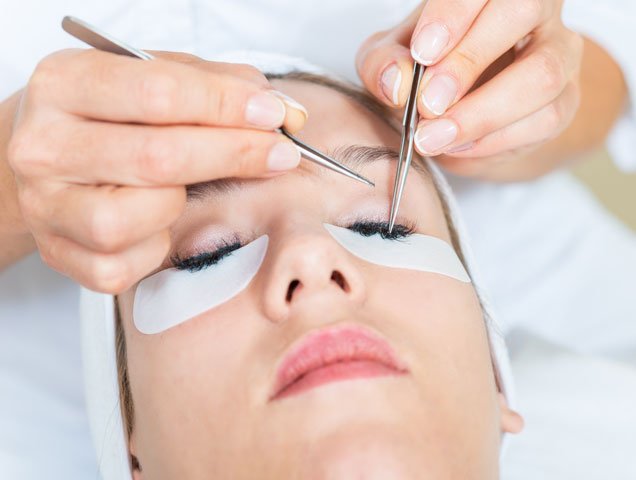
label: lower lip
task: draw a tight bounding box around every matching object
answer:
[274,360,404,400]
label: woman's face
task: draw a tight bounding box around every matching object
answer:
[118,78,521,479]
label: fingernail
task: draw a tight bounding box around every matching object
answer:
[414,119,458,154]
[411,22,450,65]
[246,92,286,128]
[422,74,457,115]
[267,142,301,171]
[271,90,309,120]
[380,64,402,105]
[446,142,474,154]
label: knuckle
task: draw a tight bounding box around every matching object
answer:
[139,72,180,120]
[233,136,262,176]
[7,130,48,176]
[17,186,44,221]
[209,83,237,123]
[542,102,563,136]
[452,46,483,76]
[533,50,567,94]
[90,256,130,294]
[568,31,585,59]
[516,0,543,25]
[233,64,268,84]
[88,203,127,252]
[29,56,63,100]
[38,238,59,270]
[137,135,179,183]
[6,132,30,171]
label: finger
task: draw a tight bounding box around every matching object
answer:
[152,53,307,131]
[441,81,580,161]
[410,0,488,66]
[152,53,307,132]
[356,7,422,106]
[21,121,301,185]
[39,230,171,294]
[29,49,290,129]
[414,35,580,155]
[27,184,185,253]
[417,0,553,117]
[357,41,414,107]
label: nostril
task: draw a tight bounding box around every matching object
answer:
[331,270,350,292]
[286,279,300,302]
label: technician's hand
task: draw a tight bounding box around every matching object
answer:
[356,0,583,178]
[7,49,307,293]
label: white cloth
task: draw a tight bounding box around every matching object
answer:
[501,332,636,479]
[1,1,636,478]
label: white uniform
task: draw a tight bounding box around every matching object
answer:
[1,1,635,478]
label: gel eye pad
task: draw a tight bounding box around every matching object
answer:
[323,224,471,283]
[133,235,269,334]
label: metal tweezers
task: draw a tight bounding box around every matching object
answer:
[61,16,374,187]
[387,62,424,233]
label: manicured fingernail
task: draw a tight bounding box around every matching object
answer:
[414,119,458,154]
[446,142,474,154]
[422,74,457,115]
[271,90,309,120]
[246,92,286,128]
[267,142,301,171]
[411,23,450,65]
[380,64,402,105]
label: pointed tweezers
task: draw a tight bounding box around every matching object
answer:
[387,62,425,233]
[61,16,374,187]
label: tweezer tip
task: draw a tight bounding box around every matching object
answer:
[387,209,397,234]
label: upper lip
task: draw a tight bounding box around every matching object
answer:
[270,324,408,400]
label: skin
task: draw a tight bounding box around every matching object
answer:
[0,50,307,286]
[118,79,523,480]
[357,0,628,180]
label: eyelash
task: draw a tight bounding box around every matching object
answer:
[171,239,242,272]
[172,220,415,272]
[346,220,415,240]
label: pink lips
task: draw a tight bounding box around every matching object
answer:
[271,326,408,401]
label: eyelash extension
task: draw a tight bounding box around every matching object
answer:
[346,220,415,240]
[171,240,243,272]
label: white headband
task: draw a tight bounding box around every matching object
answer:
[80,52,515,479]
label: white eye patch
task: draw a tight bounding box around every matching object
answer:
[133,224,469,334]
[323,224,470,283]
[133,235,269,334]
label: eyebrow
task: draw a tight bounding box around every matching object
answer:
[186,144,428,201]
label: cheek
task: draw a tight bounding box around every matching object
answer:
[366,268,496,403]
[125,296,263,459]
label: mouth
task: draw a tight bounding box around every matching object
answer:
[270,325,408,401]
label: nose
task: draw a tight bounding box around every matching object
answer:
[261,226,366,322]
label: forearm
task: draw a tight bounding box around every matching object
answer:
[484,37,629,181]
[0,91,35,269]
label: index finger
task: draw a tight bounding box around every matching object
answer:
[410,0,489,66]
[30,49,293,130]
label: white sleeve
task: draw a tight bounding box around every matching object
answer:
[562,1,636,172]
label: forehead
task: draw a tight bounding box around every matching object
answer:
[270,78,401,153]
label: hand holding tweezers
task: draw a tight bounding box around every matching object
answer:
[61,16,374,187]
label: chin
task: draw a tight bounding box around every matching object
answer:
[296,422,431,480]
